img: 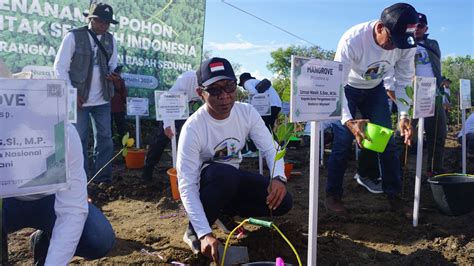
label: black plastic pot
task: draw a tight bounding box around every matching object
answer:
[427,174,474,216]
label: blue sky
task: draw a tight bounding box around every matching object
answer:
[203,0,473,79]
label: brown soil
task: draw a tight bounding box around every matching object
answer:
[6,127,474,265]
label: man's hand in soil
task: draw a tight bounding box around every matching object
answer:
[200,234,219,262]
[344,119,370,147]
[164,126,175,139]
[267,179,287,210]
[399,118,412,145]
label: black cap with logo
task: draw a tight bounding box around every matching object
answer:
[197,57,236,87]
[380,3,419,49]
[83,3,119,24]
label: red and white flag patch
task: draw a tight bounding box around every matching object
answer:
[210,62,225,72]
[405,24,417,33]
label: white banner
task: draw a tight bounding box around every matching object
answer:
[413,76,437,119]
[290,56,344,122]
[154,91,189,121]
[0,79,69,198]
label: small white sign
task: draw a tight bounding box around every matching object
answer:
[250,93,271,116]
[127,97,149,116]
[0,79,69,198]
[67,87,77,123]
[460,79,472,110]
[290,56,344,122]
[413,76,437,119]
[154,91,189,121]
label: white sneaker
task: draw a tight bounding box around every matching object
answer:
[183,225,200,254]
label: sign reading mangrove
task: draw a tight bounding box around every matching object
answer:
[290,56,344,122]
[0,79,69,198]
[154,91,188,121]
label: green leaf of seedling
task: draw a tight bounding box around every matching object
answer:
[276,124,287,144]
[399,98,409,106]
[275,149,286,161]
[405,85,414,100]
[122,148,128,157]
[122,132,130,147]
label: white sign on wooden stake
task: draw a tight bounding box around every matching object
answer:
[290,55,344,266]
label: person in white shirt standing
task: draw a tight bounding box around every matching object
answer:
[177,58,292,262]
[2,124,115,266]
[54,3,120,183]
[326,3,418,219]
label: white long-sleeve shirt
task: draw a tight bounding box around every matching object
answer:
[335,20,416,123]
[16,124,88,265]
[243,79,282,108]
[162,70,201,130]
[54,26,118,107]
[176,102,285,238]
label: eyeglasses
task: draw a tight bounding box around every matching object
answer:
[202,81,237,97]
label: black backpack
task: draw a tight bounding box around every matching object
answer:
[255,79,271,93]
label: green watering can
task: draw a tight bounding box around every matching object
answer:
[362,123,394,153]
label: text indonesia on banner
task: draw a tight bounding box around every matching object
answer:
[0,0,206,117]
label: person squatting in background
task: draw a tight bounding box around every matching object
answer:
[142,70,202,182]
[238,72,282,158]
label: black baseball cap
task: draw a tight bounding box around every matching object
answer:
[197,57,236,86]
[83,3,119,24]
[238,72,255,86]
[380,3,419,49]
[418,13,428,25]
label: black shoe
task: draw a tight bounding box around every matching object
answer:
[182,224,200,254]
[30,230,50,266]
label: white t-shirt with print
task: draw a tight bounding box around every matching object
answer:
[176,102,285,238]
[335,20,416,123]
[415,42,435,78]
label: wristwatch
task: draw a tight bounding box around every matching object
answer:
[272,175,287,184]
